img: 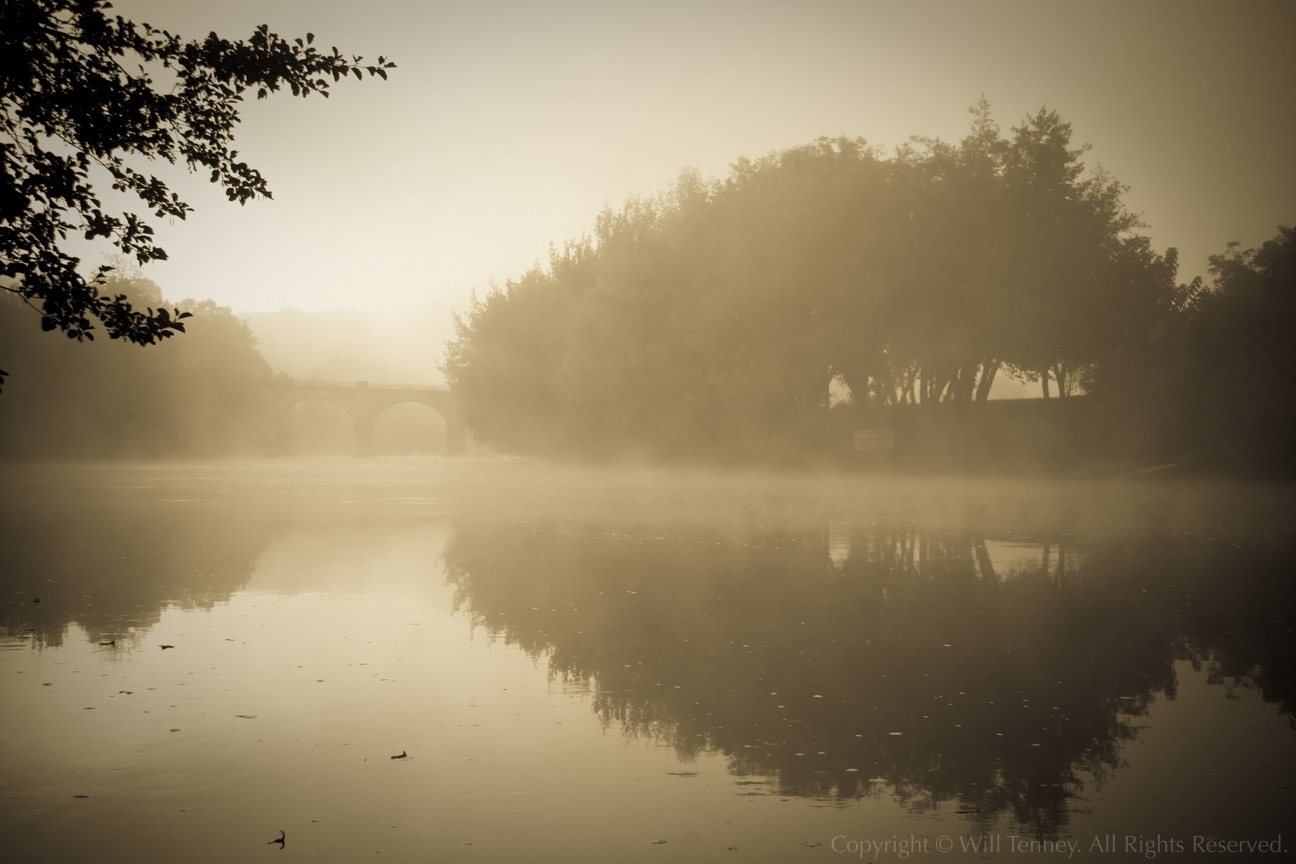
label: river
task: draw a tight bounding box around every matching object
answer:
[1,459,1292,862]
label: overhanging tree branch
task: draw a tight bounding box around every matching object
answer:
[0,0,395,393]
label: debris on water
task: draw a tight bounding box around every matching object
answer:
[391,751,407,759]
[726,846,738,851]
[72,794,89,798]
[802,841,821,847]
[235,714,257,719]
[667,771,697,777]
[99,639,115,646]
[649,839,667,844]
[267,829,285,848]
[160,645,174,650]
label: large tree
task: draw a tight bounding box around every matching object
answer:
[444,104,1172,462]
[0,0,394,390]
[1189,227,1296,469]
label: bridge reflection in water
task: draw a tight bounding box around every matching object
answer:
[268,379,465,455]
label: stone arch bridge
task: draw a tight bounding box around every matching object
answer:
[268,380,465,455]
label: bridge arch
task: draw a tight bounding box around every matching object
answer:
[370,399,449,454]
[268,380,466,455]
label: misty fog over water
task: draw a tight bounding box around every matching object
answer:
[1,459,1292,862]
[5,2,1296,861]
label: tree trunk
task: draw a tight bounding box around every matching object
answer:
[974,539,997,582]
[875,366,896,407]
[975,359,999,403]
[958,366,977,402]
[1040,367,1051,399]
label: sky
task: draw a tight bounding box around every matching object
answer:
[95,0,1296,318]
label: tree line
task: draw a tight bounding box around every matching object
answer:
[443,102,1292,470]
[0,270,272,458]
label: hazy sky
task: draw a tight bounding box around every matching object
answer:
[99,0,1294,316]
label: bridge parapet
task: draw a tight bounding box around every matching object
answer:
[274,379,449,391]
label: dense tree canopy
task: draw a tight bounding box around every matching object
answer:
[1176,227,1295,471]
[443,102,1183,462]
[0,0,394,390]
[0,270,272,457]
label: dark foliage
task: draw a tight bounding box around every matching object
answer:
[443,102,1178,463]
[0,272,272,457]
[0,0,394,390]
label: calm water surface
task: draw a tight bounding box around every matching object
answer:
[1,460,1293,862]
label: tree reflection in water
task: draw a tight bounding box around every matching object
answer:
[0,472,274,650]
[443,504,1295,837]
